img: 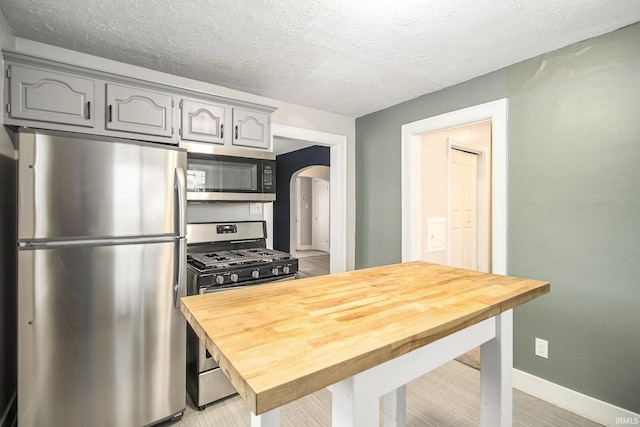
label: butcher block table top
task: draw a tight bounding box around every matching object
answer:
[180,261,549,415]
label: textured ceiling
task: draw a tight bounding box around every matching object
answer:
[1,0,639,117]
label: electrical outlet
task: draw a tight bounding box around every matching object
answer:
[535,338,548,359]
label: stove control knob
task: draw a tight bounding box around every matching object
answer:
[251,270,260,279]
[230,273,239,283]
[215,275,225,285]
[283,266,290,274]
[271,267,280,276]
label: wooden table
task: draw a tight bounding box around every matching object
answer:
[180,261,549,426]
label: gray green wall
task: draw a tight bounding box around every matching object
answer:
[355,23,640,413]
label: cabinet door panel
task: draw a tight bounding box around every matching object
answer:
[106,83,173,138]
[9,65,94,127]
[232,108,270,149]
[180,99,226,144]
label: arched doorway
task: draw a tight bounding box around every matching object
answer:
[271,145,330,252]
[290,165,330,256]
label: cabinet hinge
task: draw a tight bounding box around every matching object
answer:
[179,100,182,109]
[6,68,10,78]
[178,127,182,137]
[172,126,175,135]
[172,100,175,108]
[6,103,10,113]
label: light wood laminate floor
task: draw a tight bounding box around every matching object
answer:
[163,359,601,427]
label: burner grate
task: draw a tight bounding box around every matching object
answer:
[189,248,292,271]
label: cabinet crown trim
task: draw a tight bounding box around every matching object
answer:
[2,50,277,114]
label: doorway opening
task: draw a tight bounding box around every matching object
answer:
[420,121,492,272]
[292,166,331,278]
[271,124,347,274]
[401,99,507,275]
[292,166,330,255]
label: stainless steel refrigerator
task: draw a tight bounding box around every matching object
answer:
[16,129,187,427]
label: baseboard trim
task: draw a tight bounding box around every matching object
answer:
[0,391,17,427]
[513,369,639,426]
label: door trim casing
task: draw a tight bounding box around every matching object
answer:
[401,99,507,274]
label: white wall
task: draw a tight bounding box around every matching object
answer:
[11,38,357,269]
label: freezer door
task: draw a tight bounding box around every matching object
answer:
[18,240,186,427]
[18,130,186,241]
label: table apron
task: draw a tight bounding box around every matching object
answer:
[340,315,497,396]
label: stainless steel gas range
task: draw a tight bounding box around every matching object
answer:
[185,221,298,410]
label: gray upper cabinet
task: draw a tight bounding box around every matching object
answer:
[232,108,270,149]
[106,83,173,138]
[180,99,227,144]
[8,65,95,128]
[3,51,275,147]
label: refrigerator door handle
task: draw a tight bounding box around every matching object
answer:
[175,167,186,309]
[175,167,186,238]
[174,239,186,309]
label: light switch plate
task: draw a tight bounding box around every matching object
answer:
[427,217,447,252]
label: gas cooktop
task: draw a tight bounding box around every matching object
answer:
[188,248,293,271]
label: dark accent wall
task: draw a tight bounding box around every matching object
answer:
[355,23,640,414]
[273,146,330,252]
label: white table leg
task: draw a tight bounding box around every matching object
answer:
[327,318,495,427]
[250,407,281,427]
[328,377,379,427]
[383,385,407,427]
[480,309,513,427]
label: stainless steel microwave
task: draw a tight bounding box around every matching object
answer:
[179,142,275,202]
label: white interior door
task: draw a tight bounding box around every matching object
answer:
[313,179,330,252]
[450,148,479,269]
